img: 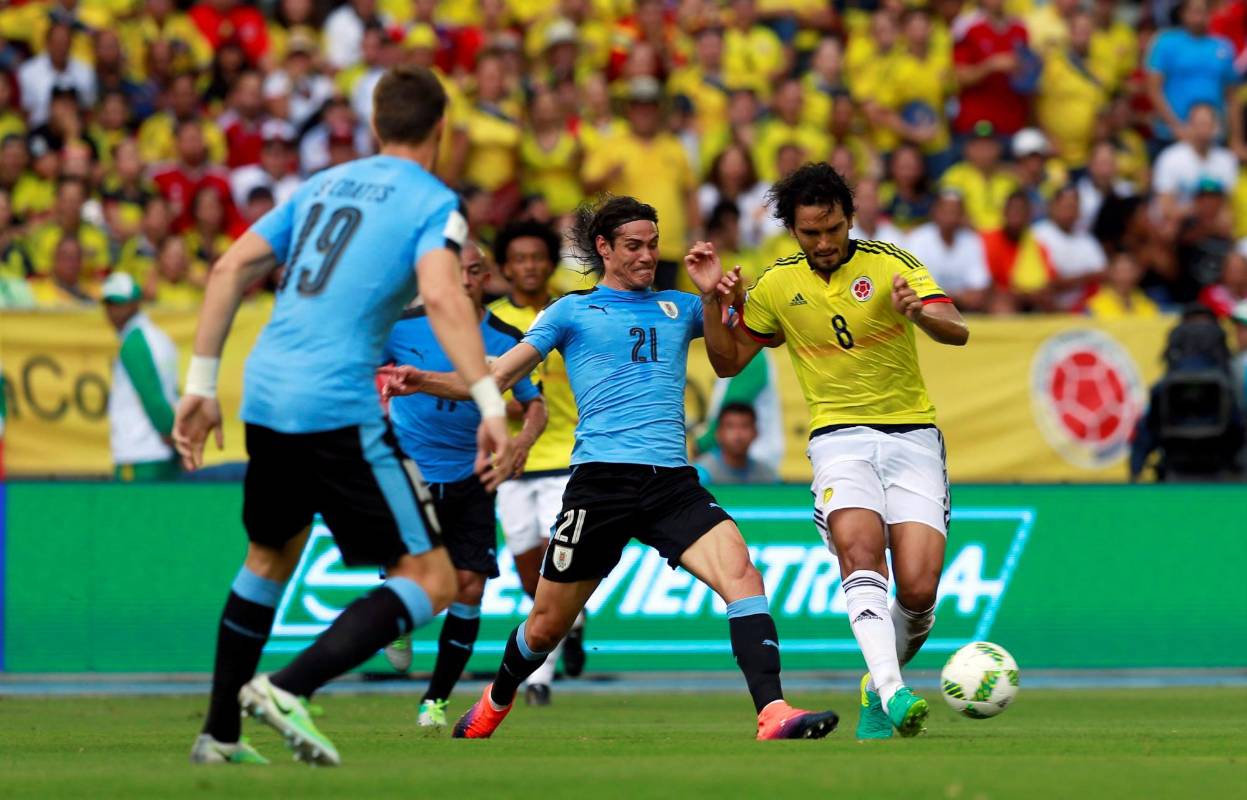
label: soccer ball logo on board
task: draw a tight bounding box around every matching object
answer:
[1030,330,1145,470]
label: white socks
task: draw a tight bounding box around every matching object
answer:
[843,570,903,708]
[892,600,935,667]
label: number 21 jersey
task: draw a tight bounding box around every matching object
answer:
[244,155,466,433]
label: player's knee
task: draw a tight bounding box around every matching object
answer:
[523,613,567,653]
[244,543,299,583]
[456,572,486,606]
[896,579,938,612]
[837,540,887,576]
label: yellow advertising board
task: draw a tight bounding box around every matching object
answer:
[2,307,1173,481]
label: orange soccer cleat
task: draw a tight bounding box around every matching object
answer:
[755,700,840,740]
[452,683,514,739]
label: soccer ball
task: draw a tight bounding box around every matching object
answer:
[940,641,1020,719]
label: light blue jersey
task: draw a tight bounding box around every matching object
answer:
[522,285,703,468]
[243,155,466,433]
[384,308,540,483]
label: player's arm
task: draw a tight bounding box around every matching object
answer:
[381,341,544,400]
[511,395,548,480]
[685,242,780,377]
[173,231,280,469]
[891,274,969,346]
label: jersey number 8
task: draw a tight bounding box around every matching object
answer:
[831,315,854,349]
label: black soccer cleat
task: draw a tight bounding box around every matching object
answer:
[525,683,551,706]
[563,626,587,678]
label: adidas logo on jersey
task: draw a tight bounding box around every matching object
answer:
[789,293,808,306]
[853,609,884,623]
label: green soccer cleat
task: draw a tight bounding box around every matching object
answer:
[418,698,448,729]
[238,674,341,766]
[885,686,930,738]
[189,734,270,765]
[856,674,893,740]
[384,635,413,672]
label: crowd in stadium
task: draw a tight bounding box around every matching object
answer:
[1,0,1247,322]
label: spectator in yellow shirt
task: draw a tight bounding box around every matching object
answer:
[120,0,213,81]
[117,195,173,289]
[1086,252,1161,319]
[1027,0,1079,55]
[940,120,1019,232]
[30,236,98,308]
[667,24,730,138]
[137,72,227,166]
[28,179,111,277]
[146,235,204,308]
[752,78,828,182]
[1037,10,1108,171]
[520,89,583,219]
[724,0,787,89]
[464,48,523,223]
[582,76,699,290]
[800,37,847,130]
[183,185,234,284]
[0,78,26,144]
[11,136,60,222]
[1089,0,1137,94]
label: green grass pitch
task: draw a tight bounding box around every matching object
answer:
[1,688,1244,798]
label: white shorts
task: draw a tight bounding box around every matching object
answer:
[495,473,571,555]
[808,426,950,554]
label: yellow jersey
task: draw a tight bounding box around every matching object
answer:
[28,223,111,276]
[487,296,578,474]
[519,130,583,216]
[464,104,522,191]
[742,241,947,432]
[939,164,1019,232]
[1037,51,1107,169]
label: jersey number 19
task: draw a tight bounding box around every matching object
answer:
[280,202,364,296]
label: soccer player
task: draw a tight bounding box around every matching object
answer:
[382,240,548,728]
[487,220,586,705]
[175,65,514,767]
[688,162,969,739]
[382,196,839,741]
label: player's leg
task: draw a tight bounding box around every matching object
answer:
[887,521,944,666]
[420,568,486,727]
[541,475,588,679]
[241,423,456,764]
[192,424,312,765]
[523,474,579,702]
[453,576,599,738]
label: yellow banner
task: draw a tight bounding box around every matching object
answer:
[3,308,1172,481]
[685,314,1173,483]
[1,300,272,475]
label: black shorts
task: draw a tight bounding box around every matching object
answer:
[540,463,733,583]
[429,476,499,578]
[243,422,441,567]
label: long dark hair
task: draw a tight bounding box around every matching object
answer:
[569,195,658,274]
[768,162,856,228]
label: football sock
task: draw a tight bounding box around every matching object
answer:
[272,577,433,698]
[726,595,784,714]
[843,570,903,708]
[526,639,562,687]
[489,622,549,709]
[868,600,938,694]
[892,600,936,667]
[203,566,285,742]
[423,602,481,702]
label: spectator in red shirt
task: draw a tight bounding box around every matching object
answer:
[1210,0,1247,59]
[151,119,240,233]
[219,70,269,168]
[1200,248,1247,317]
[190,0,270,65]
[953,0,1033,137]
[453,0,513,75]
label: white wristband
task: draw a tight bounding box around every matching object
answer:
[469,376,506,420]
[185,355,221,399]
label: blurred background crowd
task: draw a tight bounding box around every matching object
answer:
[1,0,1247,322]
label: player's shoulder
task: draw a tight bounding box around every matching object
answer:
[750,251,808,292]
[483,309,525,343]
[531,286,598,324]
[852,238,926,273]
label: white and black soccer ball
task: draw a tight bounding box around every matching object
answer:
[940,641,1020,719]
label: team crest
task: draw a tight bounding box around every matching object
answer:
[658,300,679,319]
[851,277,874,302]
[552,545,574,572]
[823,487,834,503]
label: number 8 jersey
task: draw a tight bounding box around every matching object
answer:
[741,240,949,433]
[243,155,466,433]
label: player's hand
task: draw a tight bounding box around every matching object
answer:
[510,436,533,480]
[684,240,725,295]
[475,416,516,492]
[716,265,746,312]
[891,274,924,321]
[377,364,425,399]
[173,394,223,471]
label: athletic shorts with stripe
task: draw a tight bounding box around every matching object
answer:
[243,421,441,567]
[809,425,950,554]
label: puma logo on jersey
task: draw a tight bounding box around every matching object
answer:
[588,304,609,314]
[789,293,808,306]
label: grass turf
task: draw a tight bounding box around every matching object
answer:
[1,688,1244,799]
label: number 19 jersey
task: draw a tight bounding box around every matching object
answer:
[243,155,466,433]
[742,240,949,433]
